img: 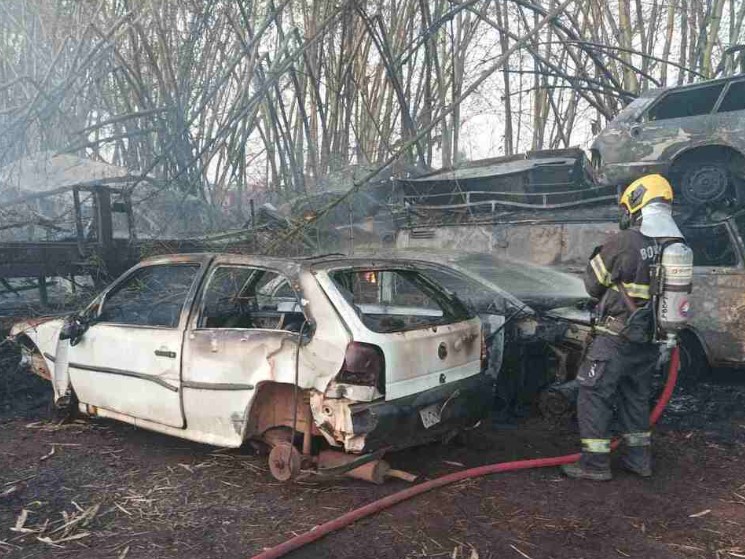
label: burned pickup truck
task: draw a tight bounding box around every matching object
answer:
[11,254,497,481]
[591,74,745,205]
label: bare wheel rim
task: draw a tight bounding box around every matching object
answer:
[682,164,729,204]
[268,442,302,482]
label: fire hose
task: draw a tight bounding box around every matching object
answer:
[251,347,680,559]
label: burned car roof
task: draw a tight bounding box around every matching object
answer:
[137,252,446,274]
[590,74,745,205]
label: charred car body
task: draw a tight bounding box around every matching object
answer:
[591,74,745,206]
[11,254,494,480]
[399,205,745,379]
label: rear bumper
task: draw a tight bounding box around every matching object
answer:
[348,373,493,453]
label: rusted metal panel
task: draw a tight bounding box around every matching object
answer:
[688,267,745,366]
[397,221,615,270]
[399,149,590,204]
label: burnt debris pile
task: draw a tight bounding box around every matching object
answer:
[0,342,51,421]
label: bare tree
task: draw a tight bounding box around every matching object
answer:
[1,0,742,224]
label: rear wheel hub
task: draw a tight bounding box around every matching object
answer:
[268,442,302,481]
[682,165,729,204]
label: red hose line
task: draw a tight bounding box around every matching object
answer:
[651,346,680,426]
[252,347,680,559]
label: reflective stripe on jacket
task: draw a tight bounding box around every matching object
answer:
[584,228,657,322]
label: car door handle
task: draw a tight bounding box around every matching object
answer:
[154,349,177,359]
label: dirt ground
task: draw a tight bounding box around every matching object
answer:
[1,344,744,559]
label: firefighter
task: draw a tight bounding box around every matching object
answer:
[561,174,685,481]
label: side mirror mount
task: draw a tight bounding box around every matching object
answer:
[59,314,89,346]
[300,319,316,344]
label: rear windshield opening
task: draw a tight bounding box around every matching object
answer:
[330,268,472,333]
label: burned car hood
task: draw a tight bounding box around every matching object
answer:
[446,252,589,312]
[544,306,592,325]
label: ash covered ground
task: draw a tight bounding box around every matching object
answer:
[0,340,744,559]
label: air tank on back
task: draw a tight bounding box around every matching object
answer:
[657,242,694,335]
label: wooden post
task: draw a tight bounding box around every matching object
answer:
[72,186,85,256]
[302,404,313,457]
[38,276,48,306]
[92,184,114,280]
[93,185,113,249]
[124,190,136,241]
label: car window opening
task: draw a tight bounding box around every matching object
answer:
[682,224,738,267]
[97,264,200,328]
[418,267,509,314]
[199,266,305,332]
[646,83,725,121]
[330,268,472,333]
[717,81,745,113]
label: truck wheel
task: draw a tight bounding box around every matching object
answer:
[677,332,710,386]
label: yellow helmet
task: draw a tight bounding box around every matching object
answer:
[620,174,674,215]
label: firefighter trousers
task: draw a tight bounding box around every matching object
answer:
[576,334,658,473]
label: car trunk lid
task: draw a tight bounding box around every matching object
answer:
[376,317,482,400]
[315,266,483,401]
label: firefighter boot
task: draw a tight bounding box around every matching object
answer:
[620,442,653,477]
[620,432,652,477]
[561,451,612,481]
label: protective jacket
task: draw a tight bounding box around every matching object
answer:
[585,227,657,323]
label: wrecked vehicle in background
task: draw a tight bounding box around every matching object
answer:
[398,205,745,382]
[11,254,492,482]
[591,74,745,205]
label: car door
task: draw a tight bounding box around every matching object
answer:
[681,221,745,366]
[180,262,306,446]
[67,259,205,427]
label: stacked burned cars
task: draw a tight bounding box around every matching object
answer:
[10,252,589,481]
[591,73,745,206]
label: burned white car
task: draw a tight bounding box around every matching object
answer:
[11,254,491,481]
